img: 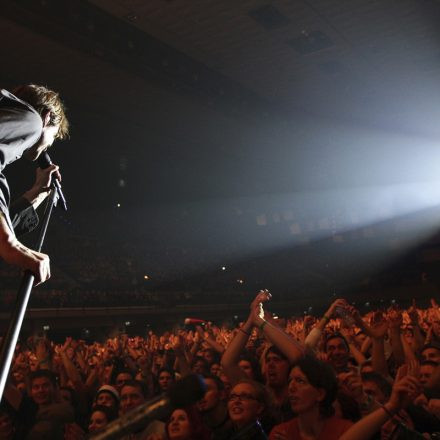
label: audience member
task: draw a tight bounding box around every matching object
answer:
[7,292,440,438]
[269,355,353,440]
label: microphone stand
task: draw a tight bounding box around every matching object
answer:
[90,374,206,440]
[0,186,60,402]
[90,394,170,440]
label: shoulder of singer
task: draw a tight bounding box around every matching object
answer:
[0,88,43,171]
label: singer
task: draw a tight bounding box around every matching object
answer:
[0,84,69,285]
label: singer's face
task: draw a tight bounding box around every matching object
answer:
[24,123,59,161]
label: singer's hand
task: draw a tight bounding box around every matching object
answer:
[23,164,61,209]
[0,214,51,285]
[38,163,61,190]
[34,163,61,194]
[26,249,51,286]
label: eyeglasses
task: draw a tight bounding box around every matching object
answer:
[228,393,258,402]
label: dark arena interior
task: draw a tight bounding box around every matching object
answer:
[2,1,440,439]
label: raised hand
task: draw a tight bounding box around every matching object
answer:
[326,298,349,319]
[387,375,422,413]
[170,334,184,354]
[303,315,315,328]
[407,299,419,325]
[366,311,389,339]
[249,289,271,327]
[387,308,403,330]
[61,337,72,353]
[339,326,354,343]
[250,289,272,311]
[35,337,52,368]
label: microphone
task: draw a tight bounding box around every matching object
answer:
[90,374,206,440]
[37,152,67,211]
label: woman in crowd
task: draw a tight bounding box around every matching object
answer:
[156,367,176,393]
[88,404,118,434]
[269,355,353,440]
[166,406,211,440]
[227,378,272,439]
[238,354,263,383]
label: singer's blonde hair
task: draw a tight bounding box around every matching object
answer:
[13,84,69,140]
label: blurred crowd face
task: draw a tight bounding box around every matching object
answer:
[120,385,145,414]
[362,380,387,404]
[66,346,75,360]
[192,358,208,375]
[16,382,26,393]
[210,363,221,376]
[433,322,440,340]
[197,378,222,413]
[219,373,231,396]
[238,360,254,379]
[30,377,55,406]
[326,337,349,372]
[28,354,39,372]
[227,382,264,429]
[88,410,109,434]
[158,371,173,392]
[420,364,437,390]
[203,349,216,365]
[12,370,25,384]
[288,366,324,415]
[96,391,118,410]
[167,409,192,440]
[115,372,133,392]
[264,352,290,389]
[422,348,440,363]
[88,355,99,368]
[0,412,14,440]
[154,353,166,369]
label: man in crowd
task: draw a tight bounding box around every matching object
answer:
[325,333,351,373]
[361,372,391,405]
[197,375,232,440]
[421,343,440,364]
[263,346,293,422]
[119,380,165,439]
[0,84,68,284]
[115,370,135,394]
[7,369,74,438]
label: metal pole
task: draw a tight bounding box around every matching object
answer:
[0,188,58,401]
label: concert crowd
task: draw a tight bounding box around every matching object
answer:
[1,291,440,439]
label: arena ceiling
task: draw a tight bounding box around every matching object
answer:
[3,0,440,127]
[88,0,440,130]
